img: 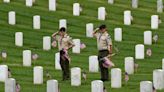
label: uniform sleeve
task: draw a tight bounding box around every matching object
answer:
[94,32,99,38]
[67,36,74,46]
[55,35,59,41]
[106,35,112,46]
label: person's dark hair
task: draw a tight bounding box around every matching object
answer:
[99,24,106,30]
[59,27,66,32]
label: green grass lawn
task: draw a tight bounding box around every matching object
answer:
[0,0,164,92]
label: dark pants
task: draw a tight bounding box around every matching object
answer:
[60,50,70,80]
[98,50,109,81]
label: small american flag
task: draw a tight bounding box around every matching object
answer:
[146,48,152,57]
[32,53,39,61]
[102,57,115,68]
[82,71,87,81]
[1,50,7,59]
[153,33,158,44]
[16,83,21,92]
[125,72,129,83]
[80,43,86,49]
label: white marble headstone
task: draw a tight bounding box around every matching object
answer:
[26,0,33,7]
[108,0,114,4]
[33,15,41,29]
[98,7,106,20]
[23,50,31,66]
[114,28,122,42]
[153,69,164,90]
[49,0,56,11]
[151,15,159,29]
[8,11,16,25]
[47,80,58,92]
[86,23,94,37]
[71,67,81,86]
[140,81,153,92]
[144,31,152,45]
[157,0,163,13]
[91,80,103,92]
[59,19,67,29]
[55,52,61,70]
[73,3,80,16]
[34,66,43,84]
[89,56,99,72]
[3,0,10,3]
[15,32,23,47]
[132,0,138,8]
[124,10,132,25]
[72,39,80,54]
[111,68,122,88]
[125,57,134,74]
[43,36,51,51]
[135,44,145,59]
[0,65,8,82]
[5,78,16,92]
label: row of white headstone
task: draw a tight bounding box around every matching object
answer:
[0,65,81,86]
[0,65,127,91]
[3,0,81,16]
[7,11,67,29]
[20,50,98,72]
[3,0,56,11]
[1,61,164,91]
[87,14,159,37]
[0,68,121,92]
[91,68,122,92]
[54,53,133,74]
[55,54,99,72]
[4,0,163,13]
[108,0,138,8]
[7,8,161,29]
[108,0,163,13]
[14,42,144,70]
[3,77,59,92]
[15,32,80,52]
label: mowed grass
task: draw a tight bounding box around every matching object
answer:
[0,0,164,92]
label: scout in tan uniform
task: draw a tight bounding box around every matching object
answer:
[52,27,74,80]
[93,24,112,81]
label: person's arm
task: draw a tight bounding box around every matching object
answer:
[109,45,112,54]
[93,28,99,37]
[106,35,113,54]
[52,32,59,38]
[67,37,75,49]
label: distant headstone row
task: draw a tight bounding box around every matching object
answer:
[3,0,163,15]
[6,10,161,33]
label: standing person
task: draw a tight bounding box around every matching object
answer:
[93,24,112,81]
[52,27,74,81]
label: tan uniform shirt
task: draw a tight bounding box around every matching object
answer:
[56,34,74,51]
[95,32,112,51]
